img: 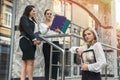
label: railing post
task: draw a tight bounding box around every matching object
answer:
[61,50,65,80]
[104,50,108,80]
[114,50,119,80]
[49,45,53,80]
[117,51,120,80]
[8,0,16,80]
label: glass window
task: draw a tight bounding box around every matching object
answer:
[0,43,10,80]
[5,6,12,28]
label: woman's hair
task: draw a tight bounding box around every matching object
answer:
[44,9,50,16]
[82,27,97,42]
[23,5,34,16]
[19,5,36,32]
[22,5,36,22]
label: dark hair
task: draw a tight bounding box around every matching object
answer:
[19,5,36,32]
[44,9,50,16]
[23,5,36,22]
[23,5,34,17]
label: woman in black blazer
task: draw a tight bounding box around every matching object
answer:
[19,5,40,80]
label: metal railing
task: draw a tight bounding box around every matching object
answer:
[101,43,120,80]
[39,36,65,80]
[39,33,82,80]
[9,31,120,80]
[39,33,120,80]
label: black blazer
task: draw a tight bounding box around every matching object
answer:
[19,16,35,41]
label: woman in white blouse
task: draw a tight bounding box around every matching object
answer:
[70,27,106,80]
[39,9,61,80]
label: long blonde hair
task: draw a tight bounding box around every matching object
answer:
[82,27,98,47]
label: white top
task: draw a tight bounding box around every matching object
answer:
[39,23,59,41]
[69,42,107,73]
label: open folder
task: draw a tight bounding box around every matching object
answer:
[50,14,71,33]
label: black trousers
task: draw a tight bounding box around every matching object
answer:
[43,41,60,80]
[82,71,101,80]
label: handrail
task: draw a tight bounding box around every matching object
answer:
[38,36,65,80]
[41,33,83,39]
[41,33,120,51]
[40,36,64,52]
[101,43,120,51]
[71,23,85,30]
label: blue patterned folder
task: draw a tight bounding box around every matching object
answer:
[50,14,71,33]
[50,14,66,30]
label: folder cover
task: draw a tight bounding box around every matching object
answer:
[61,19,71,33]
[50,15,66,30]
[34,31,44,41]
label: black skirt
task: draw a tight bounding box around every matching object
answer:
[82,71,101,80]
[19,37,36,60]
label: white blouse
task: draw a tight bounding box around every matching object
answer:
[39,23,59,41]
[70,42,107,73]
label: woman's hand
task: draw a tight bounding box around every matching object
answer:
[34,40,41,45]
[81,63,88,71]
[54,27,61,33]
[76,48,82,56]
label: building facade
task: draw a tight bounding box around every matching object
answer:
[0,0,119,80]
[0,0,13,80]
